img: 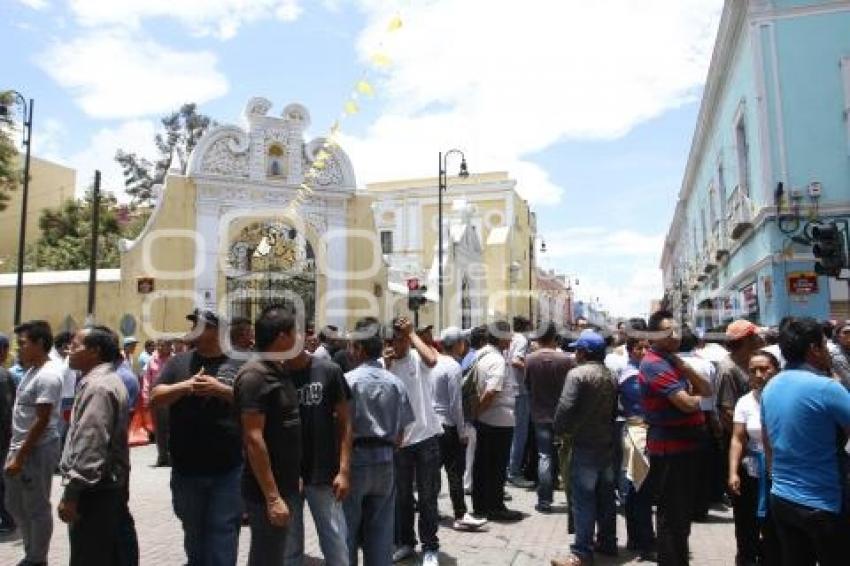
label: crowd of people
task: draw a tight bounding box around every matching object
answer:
[0,307,849,566]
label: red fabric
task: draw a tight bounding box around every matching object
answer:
[128,394,154,447]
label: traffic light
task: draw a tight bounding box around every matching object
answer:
[812,222,847,277]
[407,278,428,311]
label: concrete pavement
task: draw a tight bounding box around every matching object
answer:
[0,444,736,565]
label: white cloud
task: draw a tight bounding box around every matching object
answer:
[542,227,664,259]
[45,120,159,200]
[31,117,68,162]
[69,0,302,39]
[15,0,47,9]
[37,29,229,119]
[342,0,720,204]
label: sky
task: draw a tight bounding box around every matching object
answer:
[2,0,724,318]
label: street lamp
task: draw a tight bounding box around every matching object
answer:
[437,149,468,330]
[528,237,546,327]
[1,90,34,327]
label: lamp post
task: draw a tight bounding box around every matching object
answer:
[437,149,468,330]
[1,91,34,327]
[528,236,546,327]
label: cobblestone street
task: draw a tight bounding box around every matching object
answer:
[0,444,736,565]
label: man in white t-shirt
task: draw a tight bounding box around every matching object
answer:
[384,318,443,566]
[472,320,522,522]
[507,316,532,487]
[5,320,64,566]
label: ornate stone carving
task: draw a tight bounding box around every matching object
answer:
[244,97,273,119]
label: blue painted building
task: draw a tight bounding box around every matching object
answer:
[660,0,850,328]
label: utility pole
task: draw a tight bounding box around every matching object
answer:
[87,171,101,319]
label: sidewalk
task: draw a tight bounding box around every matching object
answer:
[0,444,736,564]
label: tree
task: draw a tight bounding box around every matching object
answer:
[21,190,125,271]
[115,103,214,204]
[0,91,19,211]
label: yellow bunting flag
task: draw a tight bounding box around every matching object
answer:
[387,15,403,32]
[356,80,375,97]
[370,53,392,68]
[344,100,359,115]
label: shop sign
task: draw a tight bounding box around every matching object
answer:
[787,271,819,295]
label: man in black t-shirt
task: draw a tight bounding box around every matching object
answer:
[283,347,353,565]
[150,310,243,566]
[234,306,303,566]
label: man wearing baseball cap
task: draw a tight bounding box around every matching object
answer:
[552,331,617,566]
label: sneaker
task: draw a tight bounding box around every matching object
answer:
[534,502,552,513]
[393,545,415,563]
[421,551,439,566]
[453,513,488,531]
[507,476,535,489]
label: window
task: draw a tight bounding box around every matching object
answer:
[708,185,718,233]
[735,112,750,195]
[717,161,727,226]
[267,144,287,178]
[701,207,708,247]
[380,230,393,254]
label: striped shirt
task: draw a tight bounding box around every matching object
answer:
[639,349,704,455]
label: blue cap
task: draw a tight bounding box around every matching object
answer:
[568,331,606,352]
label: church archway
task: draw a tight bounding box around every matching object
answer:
[226,220,317,323]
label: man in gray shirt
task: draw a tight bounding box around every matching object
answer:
[5,320,63,566]
[58,325,134,565]
[553,331,617,566]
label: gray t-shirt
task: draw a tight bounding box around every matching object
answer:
[476,345,515,427]
[10,360,63,451]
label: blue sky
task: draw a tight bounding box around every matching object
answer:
[2,0,723,317]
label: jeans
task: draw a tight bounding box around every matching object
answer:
[69,487,137,566]
[534,423,555,506]
[284,484,349,566]
[343,461,395,566]
[246,495,295,566]
[170,464,243,566]
[731,468,759,563]
[438,425,467,519]
[4,438,61,563]
[649,452,698,566]
[394,436,441,552]
[472,421,513,515]
[569,447,617,559]
[623,478,655,553]
[770,494,849,566]
[0,448,14,528]
[509,393,530,478]
[612,420,625,497]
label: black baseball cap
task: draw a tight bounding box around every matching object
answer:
[186,309,221,328]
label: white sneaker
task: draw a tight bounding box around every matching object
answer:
[393,545,415,563]
[421,551,440,566]
[453,513,488,531]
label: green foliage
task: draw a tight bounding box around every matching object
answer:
[21,190,126,271]
[115,102,214,204]
[0,91,19,212]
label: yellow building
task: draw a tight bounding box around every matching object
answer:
[0,156,76,268]
[367,172,540,327]
[0,98,542,340]
[1,98,388,340]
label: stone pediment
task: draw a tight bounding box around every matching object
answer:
[187,97,356,191]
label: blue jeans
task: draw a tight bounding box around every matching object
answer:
[343,462,395,566]
[284,484,349,566]
[534,423,555,506]
[509,393,530,478]
[171,465,242,566]
[246,494,297,566]
[569,447,617,560]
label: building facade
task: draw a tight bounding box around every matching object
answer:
[660,0,850,328]
[367,172,541,327]
[0,156,76,268]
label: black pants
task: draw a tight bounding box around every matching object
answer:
[693,423,720,519]
[731,468,759,563]
[395,436,442,552]
[69,488,137,566]
[472,421,513,515]
[649,452,697,566]
[770,494,850,566]
[154,407,170,464]
[438,425,467,519]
